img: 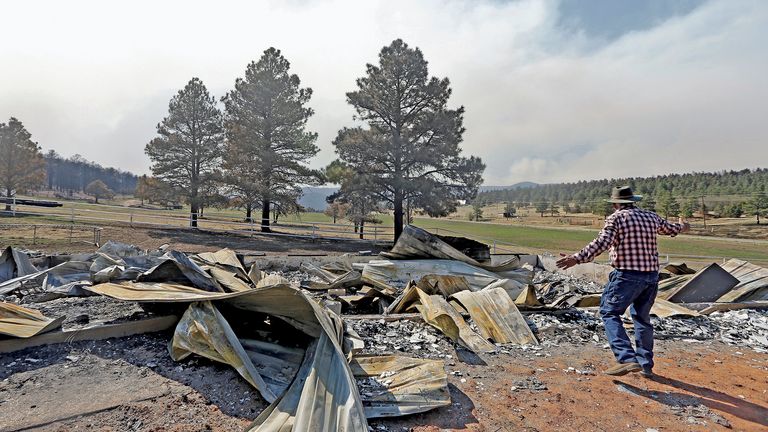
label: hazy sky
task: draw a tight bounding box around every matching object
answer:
[1,0,766,185]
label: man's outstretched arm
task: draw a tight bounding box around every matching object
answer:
[556,218,617,270]
[658,216,690,236]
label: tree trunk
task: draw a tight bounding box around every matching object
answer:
[5,188,11,212]
[199,205,204,217]
[394,193,404,241]
[359,220,365,240]
[405,199,411,225]
[261,200,271,233]
[333,215,336,224]
[190,202,199,228]
[95,196,99,204]
[245,204,252,222]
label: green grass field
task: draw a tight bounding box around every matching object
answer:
[276,207,767,262]
[5,196,767,264]
[409,217,768,261]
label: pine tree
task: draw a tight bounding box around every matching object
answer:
[84,180,114,204]
[591,201,613,218]
[0,118,46,211]
[657,193,680,220]
[145,78,224,227]
[549,201,560,217]
[324,200,350,224]
[680,198,696,218]
[536,200,549,217]
[324,160,380,239]
[134,175,152,206]
[503,202,516,218]
[334,39,484,241]
[745,192,768,225]
[222,48,321,231]
[472,201,484,221]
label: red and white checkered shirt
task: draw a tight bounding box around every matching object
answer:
[573,206,685,272]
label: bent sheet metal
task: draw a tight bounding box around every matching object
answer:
[451,288,538,345]
[0,302,65,338]
[350,354,450,418]
[91,282,368,431]
[361,259,530,298]
[718,259,768,302]
[413,287,496,353]
[381,225,523,272]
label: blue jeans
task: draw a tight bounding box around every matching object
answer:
[600,269,658,371]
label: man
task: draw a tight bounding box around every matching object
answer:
[556,186,689,377]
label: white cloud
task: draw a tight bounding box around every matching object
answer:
[0,0,766,185]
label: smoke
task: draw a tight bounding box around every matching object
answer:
[1,0,765,184]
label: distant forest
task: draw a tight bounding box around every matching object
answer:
[43,150,138,195]
[477,168,768,205]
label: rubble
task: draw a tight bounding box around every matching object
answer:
[708,309,768,352]
[350,355,451,418]
[2,226,768,430]
[526,310,605,346]
[348,318,455,358]
[510,376,548,392]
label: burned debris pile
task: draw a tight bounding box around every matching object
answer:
[2,225,768,430]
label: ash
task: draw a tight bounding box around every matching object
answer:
[348,318,456,358]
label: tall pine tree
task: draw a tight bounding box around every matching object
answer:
[222,48,320,231]
[335,39,484,240]
[0,118,45,211]
[145,78,224,227]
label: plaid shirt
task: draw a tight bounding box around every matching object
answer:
[573,206,685,272]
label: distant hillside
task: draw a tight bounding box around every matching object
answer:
[44,151,138,195]
[299,187,339,211]
[476,168,768,205]
[302,183,538,210]
[479,182,538,192]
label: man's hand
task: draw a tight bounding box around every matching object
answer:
[556,253,578,270]
[678,217,691,233]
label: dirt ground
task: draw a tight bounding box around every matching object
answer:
[2,224,384,256]
[1,229,767,431]
[2,327,766,431]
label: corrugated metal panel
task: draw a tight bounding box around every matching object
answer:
[451,288,538,345]
[137,250,222,292]
[657,274,694,299]
[361,259,528,298]
[414,288,496,353]
[650,298,701,318]
[0,247,38,283]
[664,263,739,303]
[195,248,247,274]
[90,282,369,431]
[380,225,527,274]
[87,282,240,301]
[718,259,768,302]
[350,354,450,418]
[170,301,279,403]
[0,302,64,338]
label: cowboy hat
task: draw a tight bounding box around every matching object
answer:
[605,186,643,203]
